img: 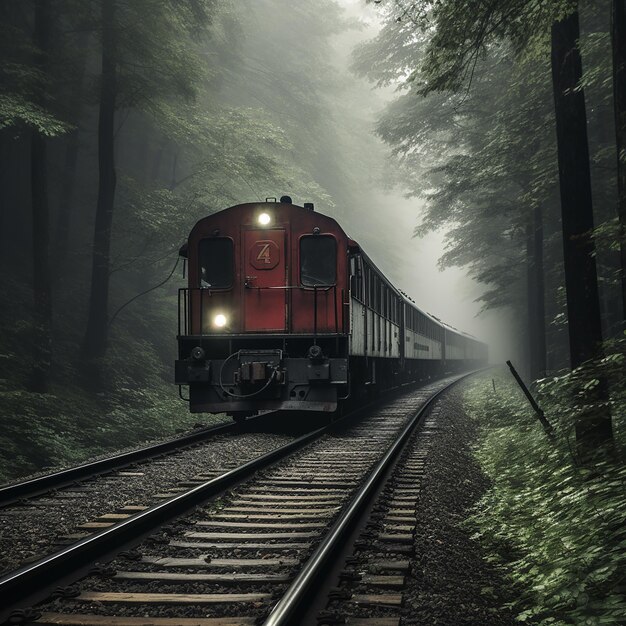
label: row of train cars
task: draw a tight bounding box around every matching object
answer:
[175,198,488,419]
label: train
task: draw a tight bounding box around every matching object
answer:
[175,198,487,419]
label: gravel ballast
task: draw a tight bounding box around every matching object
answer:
[402,383,518,625]
[0,428,293,575]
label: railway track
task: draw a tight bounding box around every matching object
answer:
[0,418,266,507]
[0,372,475,625]
[0,416,297,577]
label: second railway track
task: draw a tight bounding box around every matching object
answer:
[0,417,295,576]
[0,372,475,625]
[0,415,279,507]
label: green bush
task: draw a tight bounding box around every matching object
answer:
[465,358,626,625]
[0,277,222,484]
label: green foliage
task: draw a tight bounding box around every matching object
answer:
[364,0,575,95]
[0,93,69,136]
[357,0,619,374]
[355,19,559,314]
[0,275,221,484]
[0,0,376,484]
[535,337,626,443]
[0,13,70,136]
[465,366,626,625]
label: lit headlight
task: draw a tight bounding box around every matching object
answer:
[258,212,271,226]
[213,313,228,328]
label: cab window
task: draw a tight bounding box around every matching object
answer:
[300,235,337,286]
[198,238,233,289]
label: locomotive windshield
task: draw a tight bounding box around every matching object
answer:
[198,237,233,288]
[300,235,336,286]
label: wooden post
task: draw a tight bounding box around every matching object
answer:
[506,361,554,437]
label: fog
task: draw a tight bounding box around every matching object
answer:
[316,0,515,363]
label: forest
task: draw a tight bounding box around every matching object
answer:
[0,0,625,622]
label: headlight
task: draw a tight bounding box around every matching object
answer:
[258,212,271,226]
[213,313,227,328]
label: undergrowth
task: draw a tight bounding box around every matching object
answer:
[0,275,222,484]
[465,354,626,625]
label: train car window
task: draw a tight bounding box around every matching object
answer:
[356,258,362,300]
[300,235,337,286]
[383,283,389,317]
[370,274,375,310]
[356,257,364,300]
[198,237,233,289]
[349,256,357,295]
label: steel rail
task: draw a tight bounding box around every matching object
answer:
[0,417,257,507]
[0,422,329,622]
[263,370,477,626]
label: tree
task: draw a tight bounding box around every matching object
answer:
[613,0,626,322]
[29,0,54,392]
[354,8,558,379]
[81,0,117,362]
[551,8,612,446]
[0,1,69,391]
[360,0,614,448]
[81,0,213,363]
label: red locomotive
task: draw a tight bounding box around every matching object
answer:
[176,198,487,419]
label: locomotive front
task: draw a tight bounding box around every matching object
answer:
[175,200,351,419]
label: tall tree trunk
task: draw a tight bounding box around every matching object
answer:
[532,204,547,379]
[526,205,547,382]
[54,129,80,274]
[81,0,117,362]
[29,0,53,393]
[55,31,89,273]
[0,135,8,269]
[613,0,626,323]
[551,9,613,448]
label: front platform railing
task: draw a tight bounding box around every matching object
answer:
[178,286,348,337]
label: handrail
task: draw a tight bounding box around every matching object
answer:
[244,285,335,291]
[313,286,318,339]
[178,285,342,337]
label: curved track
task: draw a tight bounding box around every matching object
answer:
[0,421,244,507]
[0,372,477,625]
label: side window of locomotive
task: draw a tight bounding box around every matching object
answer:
[198,238,234,289]
[300,235,337,286]
[351,256,364,301]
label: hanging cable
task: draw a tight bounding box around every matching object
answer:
[219,351,279,398]
[108,255,181,327]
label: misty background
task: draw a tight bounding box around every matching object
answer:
[2,0,620,479]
